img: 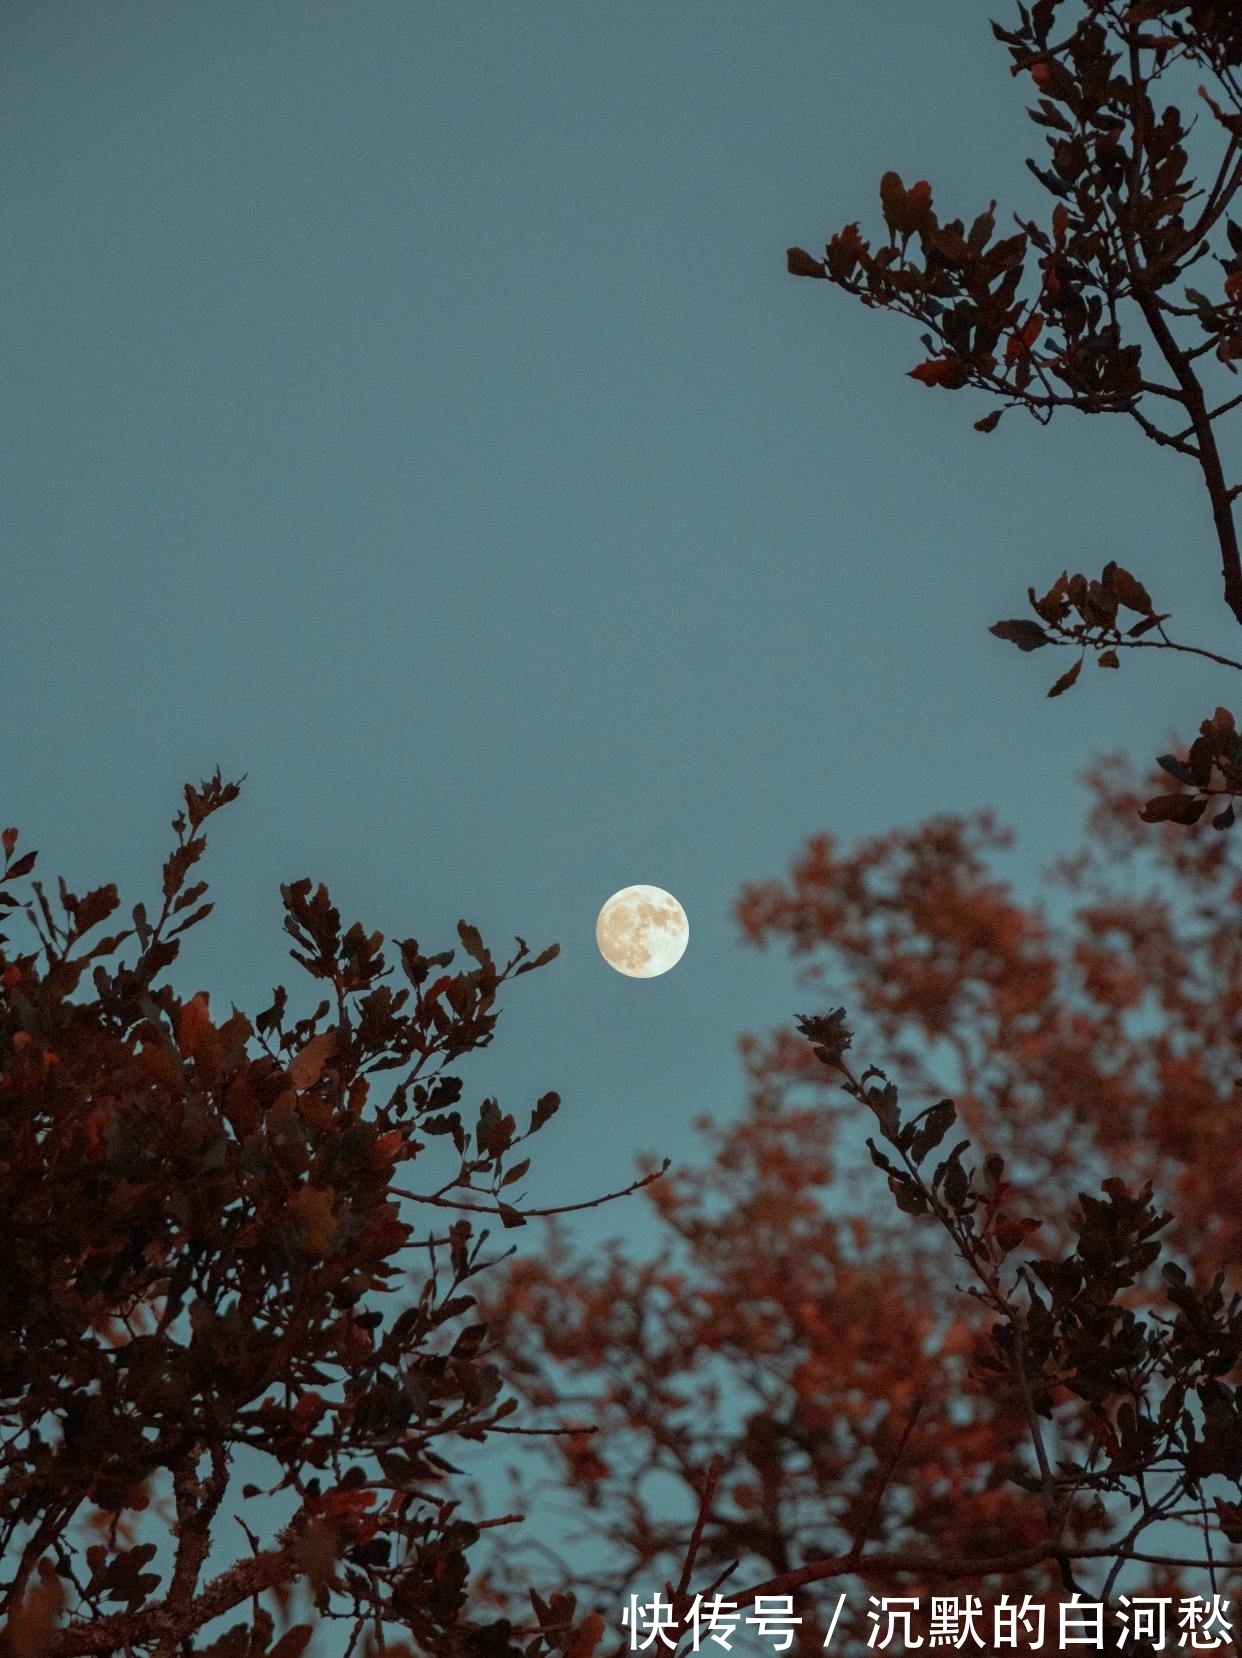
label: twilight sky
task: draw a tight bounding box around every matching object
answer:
[5,0,1237,1236]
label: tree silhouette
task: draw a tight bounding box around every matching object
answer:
[481,767,1242,1654]
[0,774,642,1658]
[477,4,1242,1652]
[788,0,1242,827]
[12,8,1242,1658]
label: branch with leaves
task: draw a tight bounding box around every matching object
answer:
[0,776,632,1658]
[788,0,1242,827]
[481,752,1242,1648]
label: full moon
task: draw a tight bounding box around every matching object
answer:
[595,885,689,979]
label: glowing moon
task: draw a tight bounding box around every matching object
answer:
[595,885,689,979]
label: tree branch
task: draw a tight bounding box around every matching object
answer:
[393,1161,669,1221]
[1120,30,1242,623]
[56,1535,297,1658]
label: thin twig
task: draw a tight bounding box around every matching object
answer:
[846,1398,924,1561]
[674,1457,726,1602]
[393,1161,669,1220]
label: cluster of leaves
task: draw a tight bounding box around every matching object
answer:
[479,761,1242,1647]
[0,776,613,1658]
[990,559,1164,691]
[788,3,1242,434]
[787,169,1032,403]
[1142,704,1242,826]
[988,560,1242,828]
[808,1008,1242,1539]
[788,0,1242,838]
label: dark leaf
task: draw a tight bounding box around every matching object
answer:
[890,1175,930,1216]
[1156,754,1197,785]
[1139,793,1208,824]
[990,618,1054,651]
[529,1091,560,1134]
[1103,562,1153,614]
[879,170,907,232]
[269,1627,315,1658]
[867,1139,899,1176]
[457,919,492,968]
[786,247,827,278]
[169,903,213,938]
[1047,657,1083,697]
[797,1008,853,1068]
[866,1081,901,1139]
[943,1155,971,1209]
[910,1098,956,1164]
[514,942,560,977]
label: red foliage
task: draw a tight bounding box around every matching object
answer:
[906,357,970,389]
[480,757,1242,1645]
[0,776,614,1658]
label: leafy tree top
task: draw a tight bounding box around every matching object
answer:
[0,774,642,1658]
[789,1,1242,828]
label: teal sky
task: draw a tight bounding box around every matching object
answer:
[6,0,1238,1227]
